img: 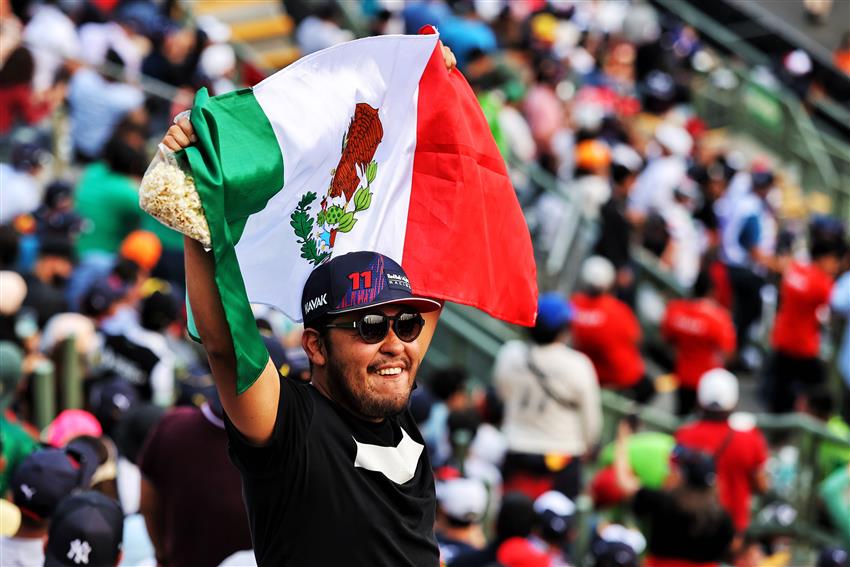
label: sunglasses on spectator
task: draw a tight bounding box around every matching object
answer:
[325,312,425,343]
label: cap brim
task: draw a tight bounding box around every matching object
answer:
[326,296,443,317]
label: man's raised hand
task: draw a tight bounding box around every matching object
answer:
[162,111,196,152]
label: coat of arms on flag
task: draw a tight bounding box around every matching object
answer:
[140,31,538,393]
[291,103,383,265]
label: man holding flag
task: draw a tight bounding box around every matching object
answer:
[157,32,535,566]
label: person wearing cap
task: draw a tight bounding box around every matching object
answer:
[44,491,124,567]
[613,419,735,567]
[137,391,252,567]
[571,256,654,403]
[435,476,488,564]
[0,448,86,566]
[718,168,779,366]
[627,123,692,221]
[184,239,443,565]
[764,237,845,413]
[494,291,601,501]
[675,369,769,533]
[658,180,701,288]
[661,270,735,416]
[531,490,576,566]
[452,491,540,567]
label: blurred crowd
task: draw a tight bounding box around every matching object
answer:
[1,0,849,566]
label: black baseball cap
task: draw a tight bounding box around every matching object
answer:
[11,448,86,520]
[300,251,441,326]
[45,491,124,567]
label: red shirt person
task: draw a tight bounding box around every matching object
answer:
[662,272,735,416]
[675,369,769,533]
[765,240,843,413]
[571,256,653,404]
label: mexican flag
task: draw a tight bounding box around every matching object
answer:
[178,31,537,393]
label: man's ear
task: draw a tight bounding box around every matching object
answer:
[302,328,328,367]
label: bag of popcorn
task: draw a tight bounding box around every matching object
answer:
[139,144,212,248]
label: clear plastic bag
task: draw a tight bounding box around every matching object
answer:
[139,144,212,248]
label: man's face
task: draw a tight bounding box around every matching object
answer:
[323,305,423,420]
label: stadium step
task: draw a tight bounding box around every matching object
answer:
[185,0,300,74]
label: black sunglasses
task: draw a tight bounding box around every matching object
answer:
[324,312,425,344]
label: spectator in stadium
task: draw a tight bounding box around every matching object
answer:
[659,183,701,288]
[615,418,735,566]
[495,291,601,500]
[0,44,66,134]
[661,270,735,416]
[68,132,148,309]
[21,237,73,327]
[531,490,576,566]
[294,2,355,56]
[423,367,472,467]
[571,256,654,404]
[451,491,541,567]
[0,448,86,566]
[675,369,769,533]
[764,237,845,413]
[628,123,692,221]
[44,491,124,567]
[67,48,145,162]
[0,142,50,225]
[435,476,488,564]
[21,0,80,93]
[719,170,778,366]
[594,144,644,302]
[138,390,252,567]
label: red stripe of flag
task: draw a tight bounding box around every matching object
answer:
[403,31,538,326]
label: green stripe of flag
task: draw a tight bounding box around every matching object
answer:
[181,87,285,394]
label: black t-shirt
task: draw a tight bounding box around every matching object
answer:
[633,487,734,563]
[225,378,439,566]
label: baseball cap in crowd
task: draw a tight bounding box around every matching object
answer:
[300,251,441,326]
[591,539,639,567]
[751,170,775,190]
[40,313,98,356]
[88,376,138,434]
[80,276,128,318]
[581,255,616,291]
[536,292,574,332]
[0,271,27,315]
[533,490,576,540]
[119,230,162,272]
[44,409,103,448]
[591,524,644,567]
[575,139,611,171]
[436,477,488,524]
[671,444,717,487]
[697,368,739,412]
[45,491,123,567]
[11,448,85,520]
[817,547,849,567]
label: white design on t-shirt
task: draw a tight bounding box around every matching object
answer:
[353,426,423,484]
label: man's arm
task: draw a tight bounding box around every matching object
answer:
[139,476,166,566]
[184,236,280,444]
